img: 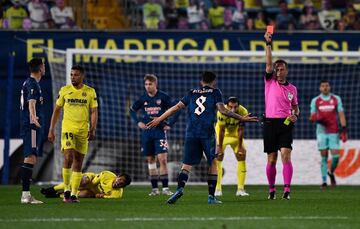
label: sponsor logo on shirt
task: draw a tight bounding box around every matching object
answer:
[67,98,88,104]
[145,107,161,115]
[319,105,335,112]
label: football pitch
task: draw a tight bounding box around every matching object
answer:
[1,185,359,229]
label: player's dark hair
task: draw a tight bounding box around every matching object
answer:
[274,59,288,69]
[28,58,43,73]
[201,71,217,84]
[226,96,239,105]
[144,74,158,83]
[71,65,85,74]
[320,79,330,85]
[119,173,132,187]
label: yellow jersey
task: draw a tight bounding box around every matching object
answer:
[85,171,123,199]
[56,84,98,132]
[215,104,248,139]
[4,6,27,29]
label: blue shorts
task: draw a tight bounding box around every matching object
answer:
[317,133,340,150]
[183,137,216,166]
[141,129,168,156]
[21,127,43,157]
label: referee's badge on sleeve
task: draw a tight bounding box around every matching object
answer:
[287,92,293,101]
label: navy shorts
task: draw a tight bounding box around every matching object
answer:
[21,127,43,157]
[141,129,168,156]
[183,136,216,166]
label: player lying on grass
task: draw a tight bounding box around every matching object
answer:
[41,171,131,199]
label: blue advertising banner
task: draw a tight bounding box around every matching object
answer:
[0,31,359,138]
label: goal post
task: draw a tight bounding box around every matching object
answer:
[47,49,360,185]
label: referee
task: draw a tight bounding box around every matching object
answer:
[263,31,300,200]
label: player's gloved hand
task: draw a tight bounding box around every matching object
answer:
[340,127,348,143]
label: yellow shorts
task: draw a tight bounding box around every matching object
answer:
[61,130,88,154]
[221,137,245,154]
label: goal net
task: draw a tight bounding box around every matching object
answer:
[48,49,360,184]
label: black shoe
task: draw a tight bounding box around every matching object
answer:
[327,172,336,187]
[282,192,290,200]
[268,191,276,200]
[70,195,80,203]
[40,187,56,195]
[321,183,327,190]
[41,187,60,198]
[63,191,71,203]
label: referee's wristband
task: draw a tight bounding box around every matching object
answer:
[294,114,299,118]
[266,41,272,46]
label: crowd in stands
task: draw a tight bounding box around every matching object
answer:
[1,0,360,31]
[139,0,360,30]
[0,0,75,29]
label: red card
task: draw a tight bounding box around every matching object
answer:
[266,25,274,35]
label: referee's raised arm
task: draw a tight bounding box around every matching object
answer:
[264,32,273,76]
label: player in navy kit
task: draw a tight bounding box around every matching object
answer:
[130,74,179,196]
[147,71,257,204]
[19,58,45,204]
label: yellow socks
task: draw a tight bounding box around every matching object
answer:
[237,161,246,190]
[71,171,82,196]
[62,168,72,191]
[216,160,223,191]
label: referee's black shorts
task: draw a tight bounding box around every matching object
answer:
[263,118,294,153]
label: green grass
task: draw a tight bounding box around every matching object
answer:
[1,185,359,229]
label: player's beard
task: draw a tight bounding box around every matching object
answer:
[72,81,79,87]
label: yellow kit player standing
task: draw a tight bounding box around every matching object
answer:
[215,97,249,197]
[48,65,98,203]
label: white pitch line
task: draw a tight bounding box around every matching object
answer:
[0,216,350,223]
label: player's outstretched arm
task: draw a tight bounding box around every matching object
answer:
[48,105,62,142]
[264,32,273,74]
[217,103,258,122]
[147,101,185,128]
